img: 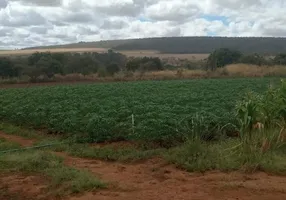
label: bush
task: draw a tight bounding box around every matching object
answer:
[106,63,120,76]
[0,57,20,78]
[274,54,286,65]
[97,67,108,77]
[239,53,268,66]
[126,57,163,72]
[207,48,242,70]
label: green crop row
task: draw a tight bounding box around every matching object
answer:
[0,78,280,146]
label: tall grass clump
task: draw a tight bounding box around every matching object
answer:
[233,79,286,172]
[166,79,286,174]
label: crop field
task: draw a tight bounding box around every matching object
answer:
[0,78,280,145]
[1,77,286,200]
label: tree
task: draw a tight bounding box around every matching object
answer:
[239,53,267,66]
[273,54,286,65]
[0,57,20,78]
[28,52,51,65]
[106,63,120,76]
[126,58,142,71]
[126,57,163,72]
[207,48,242,70]
[35,57,63,78]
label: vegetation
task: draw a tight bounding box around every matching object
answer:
[0,80,285,176]
[24,37,286,54]
[0,141,105,196]
[2,47,286,83]
[207,48,242,70]
[0,138,20,151]
[166,80,286,173]
[0,78,280,147]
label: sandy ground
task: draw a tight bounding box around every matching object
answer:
[0,131,286,200]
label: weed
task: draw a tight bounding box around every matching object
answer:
[0,138,21,151]
[0,151,105,195]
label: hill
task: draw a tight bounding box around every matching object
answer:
[24,37,286,54]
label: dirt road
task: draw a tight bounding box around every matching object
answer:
[0,131,286,200]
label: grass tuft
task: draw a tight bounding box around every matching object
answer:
[0,151,105,195]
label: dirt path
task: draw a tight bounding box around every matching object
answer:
[0,173,49,200]
[0,131,286,200]
[0,131,36,147]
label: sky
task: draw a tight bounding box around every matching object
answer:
[0,0,286,49]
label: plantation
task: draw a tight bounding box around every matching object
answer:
[0,78,280,146]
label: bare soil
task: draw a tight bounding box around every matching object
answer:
[0,131,286,200]
[0,173,50,200]
[0,131,36,147]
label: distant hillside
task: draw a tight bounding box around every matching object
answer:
[24,39,136,50]
[24,37,286,54]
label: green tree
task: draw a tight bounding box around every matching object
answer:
[106,63,120,76]
[126,57,163,72]
[273,54,286,65]
[239,53,267,66]
[35,57,63,78]
[207,48,242,70]
[0,57,20,78]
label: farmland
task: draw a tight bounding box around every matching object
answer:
[1,77,286,199]
[0,78,280,145]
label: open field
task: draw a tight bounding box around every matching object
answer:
[119,51,209,60]
[0,48,208,60]
[0,78,286,199]
[0,48,108,55]
[0,78,280,145]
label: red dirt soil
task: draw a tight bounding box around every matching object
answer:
[0,81,96,89]
[0,131,286,200]
[0,173,49,200]
[0,131,36,147]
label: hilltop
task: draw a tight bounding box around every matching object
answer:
[24,36,286,54]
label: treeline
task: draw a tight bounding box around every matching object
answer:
[0,50,164,81]
[206,48,286,71]
[1,50,124,81]
[2,48,286,82]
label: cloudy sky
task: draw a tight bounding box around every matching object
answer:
[0,0,286,49]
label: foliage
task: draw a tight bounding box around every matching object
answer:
[274,54,286,65]
[1,51,127,81]
[126,57,163,72]
[0,78,280,146]
[207,48,242,70]
[0,57,21,78]
[239,53,268,66]
[106,63,120,75]
[165,137,286,174]
[0,150,105,195]
[236,79,286,136]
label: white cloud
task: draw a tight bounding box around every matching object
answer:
[9,0,63,7]
[0,0,286,49]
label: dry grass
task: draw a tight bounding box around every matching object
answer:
[0,48,107,56]
[223,64,286,77]
[0,48,208,61]
[2,64,286,86]
[122,51,209,60]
